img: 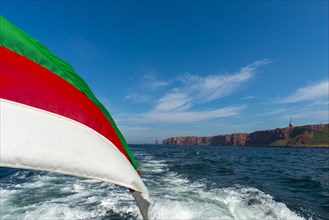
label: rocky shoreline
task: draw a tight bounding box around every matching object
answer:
[162,123,329,147]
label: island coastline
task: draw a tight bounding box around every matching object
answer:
[162,123,329,147]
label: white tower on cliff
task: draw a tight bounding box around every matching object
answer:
[289,117,294,128]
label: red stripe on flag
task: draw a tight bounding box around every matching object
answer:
[0,46,130,161]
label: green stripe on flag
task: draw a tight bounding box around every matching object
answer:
[0,16,138,170]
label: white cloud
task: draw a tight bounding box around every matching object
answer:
[243,96,256,100]
[154,92,191,112]
[139,105,245,123]
[122,59,268,125]
[279,80,329,103]
[125,93,152,103]
[153,59,269,112]
[283,110,328,121]
[140,73,172,90]
[257,95,328,124]
[125,73,172,103]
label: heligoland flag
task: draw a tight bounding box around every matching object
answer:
[0,16,150,219]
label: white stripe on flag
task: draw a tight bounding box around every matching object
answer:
[0,98,149,201]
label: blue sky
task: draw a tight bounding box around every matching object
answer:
[2,1,328,143]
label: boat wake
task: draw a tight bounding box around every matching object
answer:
[1,153,305,220]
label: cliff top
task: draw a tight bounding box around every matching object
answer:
[163,123,329,147]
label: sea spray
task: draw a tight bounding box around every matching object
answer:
[1,145,328,219]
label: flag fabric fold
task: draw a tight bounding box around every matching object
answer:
[0,16,150,219]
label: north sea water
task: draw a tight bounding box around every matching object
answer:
[1,145,328,219]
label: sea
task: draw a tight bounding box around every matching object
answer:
[0,145,328,220]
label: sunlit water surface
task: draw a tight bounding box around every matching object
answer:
[1,145,328,220]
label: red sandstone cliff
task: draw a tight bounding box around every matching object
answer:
[162,136,213,145]
[162,123,329,147]
[211,133,248,146]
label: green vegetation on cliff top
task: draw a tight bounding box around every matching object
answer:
[270,129,329,147]
[311,129,329,146]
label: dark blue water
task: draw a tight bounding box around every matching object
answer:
[1,145,328,219]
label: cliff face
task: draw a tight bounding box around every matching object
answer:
[162,124,329,147]
[286,124,329,146]
[211,133,248,146]
[162,136,213,145]
[246,127,291,146]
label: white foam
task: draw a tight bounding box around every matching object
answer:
[22,203,103,220]
[143,156,305,220]
[1,156,306,220]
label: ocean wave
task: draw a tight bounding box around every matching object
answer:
[0,152,308,220]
